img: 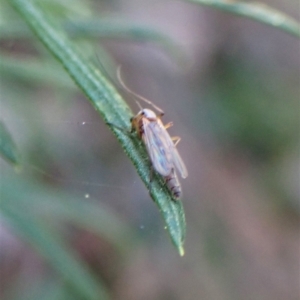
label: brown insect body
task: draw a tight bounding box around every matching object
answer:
[131,108,187,200]
[165,168,182,199]
[118,67,187,200]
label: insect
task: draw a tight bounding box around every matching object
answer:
[117,67,188,200]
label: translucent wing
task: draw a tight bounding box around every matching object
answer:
[142,118,174,176]
[169,144,188,178]
[161,127,188,178]
[143,118,188,178]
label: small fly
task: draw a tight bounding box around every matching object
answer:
[117,67,188,200]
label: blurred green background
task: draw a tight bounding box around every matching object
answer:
[0,0,299,299]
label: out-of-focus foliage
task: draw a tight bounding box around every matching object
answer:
[186,0,300,37]
[1,0,299,299]
[0,121,21,166]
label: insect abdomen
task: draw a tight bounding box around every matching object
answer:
[165,169,182,200]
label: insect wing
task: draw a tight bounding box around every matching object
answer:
[169,142,188,178]
[143,119,173,176]
[156,121,188,178]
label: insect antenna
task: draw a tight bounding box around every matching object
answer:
[117,66,165,115]
[135,100,143,110]
[94,54,123,91]
[93,54,131,95]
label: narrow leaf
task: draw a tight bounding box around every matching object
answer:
[8,0,186,255]
[186,0,300,38]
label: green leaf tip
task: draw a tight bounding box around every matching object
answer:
[154,189,186,255]
[179,246,185,257]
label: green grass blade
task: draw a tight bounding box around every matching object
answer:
[0,121,21,167]
[1,200,109,300]
[186,0,300,38]
[8,0,186,255]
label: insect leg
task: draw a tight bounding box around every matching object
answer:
[171,136,181,146]
[164,122,174,129]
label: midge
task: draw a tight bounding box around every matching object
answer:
[117,68,188,200]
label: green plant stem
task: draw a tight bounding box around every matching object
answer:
[8,0,186,255]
